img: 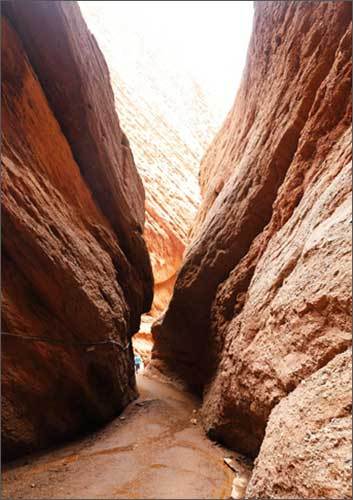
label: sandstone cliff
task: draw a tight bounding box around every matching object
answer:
[2,1,153,461]
[79,4,219,364]
[79,2,218,319]
[152,1,352,496]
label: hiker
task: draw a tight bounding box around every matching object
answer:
[134,353,144,373]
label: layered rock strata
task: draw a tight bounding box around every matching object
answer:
[152,0,352,494]
[2,1,153,461]
[79,4,219,365]
[79,3,219,319]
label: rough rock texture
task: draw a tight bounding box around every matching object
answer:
[152,0,352,486]
[79,3,219,318]
[79,4,218,365]
[246,349,352,499]
[3,1,153,327]
[2,2,152,462]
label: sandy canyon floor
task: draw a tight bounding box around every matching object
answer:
[2,373,252,499]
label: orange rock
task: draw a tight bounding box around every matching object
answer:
[1,3,152,461]
[3,1,154,327]
[79,2,218,320]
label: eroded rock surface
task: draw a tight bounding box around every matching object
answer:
[152,0,352,492]
[2,2,152,461]
[79,4,219,366]
[79,3,219,319]
[246,349,352,499]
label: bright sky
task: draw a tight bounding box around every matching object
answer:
[79,1,254,124]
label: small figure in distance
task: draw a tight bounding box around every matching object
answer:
[134,353,144,374]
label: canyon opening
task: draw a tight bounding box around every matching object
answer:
[1,1,352,500]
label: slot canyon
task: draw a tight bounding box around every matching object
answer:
[77,0,219,365]
[1,1,352,499]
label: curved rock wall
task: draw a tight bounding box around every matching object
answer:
[79,4,219,365]
[2,2,153,461]
[152,1,352,496]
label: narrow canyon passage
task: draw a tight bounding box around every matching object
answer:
[2,1,352,499]
[2,373,250,499]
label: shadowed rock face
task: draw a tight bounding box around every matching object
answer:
[151,1,352,493]
[1,2,153,461]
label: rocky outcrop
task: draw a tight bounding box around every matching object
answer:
[151,0,352,491]
[247,349,352,499]
[2,1,153,461]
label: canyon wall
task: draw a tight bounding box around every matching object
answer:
[152,1,352,496]
[80,3,219,363]
[2,1,153,461]
[79,2,218,320]
[246,348,352,499]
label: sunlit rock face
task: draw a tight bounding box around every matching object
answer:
[79,3,218,329]
[152,1,352,496]
[1,2,152,461]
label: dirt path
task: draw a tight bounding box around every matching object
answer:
[2,373,251,499]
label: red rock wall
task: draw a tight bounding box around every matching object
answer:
[152,1,352,495]
[79,5,219,365]
[1,2,153,461]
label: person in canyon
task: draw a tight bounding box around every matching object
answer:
[134,353,144,374]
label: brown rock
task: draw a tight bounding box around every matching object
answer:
[246,349,352,499]
[151,0,352,462]
[78,4,219,366]
[203,158,352,455]
[3,1,153,328]
[1,3,152,461]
